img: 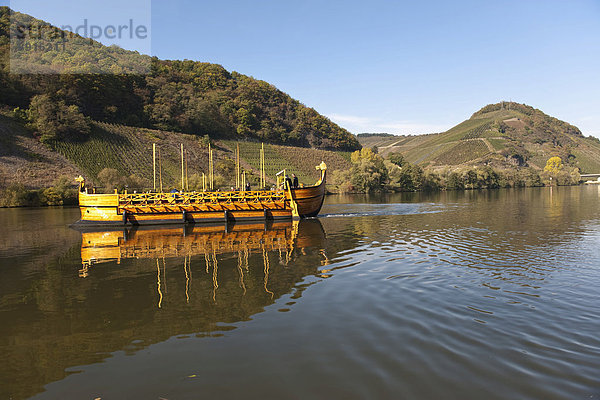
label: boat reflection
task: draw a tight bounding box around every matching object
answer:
[77,220,329,307]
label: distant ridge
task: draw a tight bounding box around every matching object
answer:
[358,102,600,173]
[357,133,396,138]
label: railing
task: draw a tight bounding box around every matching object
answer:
[118,190,287,207]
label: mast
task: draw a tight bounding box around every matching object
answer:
[185,150,189,192]
[153,143,156,192]
[236,143,240,189]
[181,143,185,191]
[260,143,265,189]
[209,143,214,190]
[158,148,163,193]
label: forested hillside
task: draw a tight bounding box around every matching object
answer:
[0,7,360,151]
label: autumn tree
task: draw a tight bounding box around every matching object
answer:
[27,94,90,143]
[544,156,563,174]
[348,148,389,193]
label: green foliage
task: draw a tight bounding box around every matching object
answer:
[476,166,500,189]
[336,159,556,193]
[540,156,579,186]
[215,157,235,181]
[197,135,211,147]
[347,148,389,193]
[332,169,354,193]
[0,8,361,151]
[387,162,423,191]
[27,94,90,143]
[388,152,405,167]
[446,172,464,190]
[544,156,563,174]
[0,176,77,207]
[12,107,28,122]
[97,168,123,191]
[40,176,77,205]
[97,167,150,192]
[0,183,38,207]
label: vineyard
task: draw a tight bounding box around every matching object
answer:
[432,140,491,165]
[461,121,493,139]
[488,138,507,151]
[404,142,455,165]
[571,147,600,173]
[221,141,352,186]
[50,121,352,189]
[54,124,140,179]
[429,119,493,145]
[53,122,220,188]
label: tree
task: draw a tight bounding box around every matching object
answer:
[544,156,563,174]
[388,152,405,167]
[97,168,125,191]
[476,166,500,189]
[463,169,479,189]
[27,94,90,143]
[215,157,236,181]
[388,163,423,191]
[446,172,464,190]
[348,148,388,193]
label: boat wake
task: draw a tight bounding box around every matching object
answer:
[320,202,450,218]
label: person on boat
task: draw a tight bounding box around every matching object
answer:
[292,174,299,188]
[245,182,251,191]
[285,175,292,189]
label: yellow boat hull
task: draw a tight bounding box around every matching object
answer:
[75,169,326,226]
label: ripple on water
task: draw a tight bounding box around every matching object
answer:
[310,203,600,398]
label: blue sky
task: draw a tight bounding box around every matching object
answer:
[5,0,600,136]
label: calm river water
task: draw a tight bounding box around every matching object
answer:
[1,186,599,399]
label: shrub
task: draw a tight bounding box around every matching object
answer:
[446,172,464,190]
[0,184,40,207]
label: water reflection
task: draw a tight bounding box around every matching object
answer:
[77,221,329,307]
[1,219,332,399]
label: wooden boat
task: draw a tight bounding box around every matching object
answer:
[74,162,327,226]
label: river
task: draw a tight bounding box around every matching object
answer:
[1,186,599,399]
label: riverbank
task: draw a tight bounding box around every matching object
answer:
[0,177,77,207]
[329,148,580,194]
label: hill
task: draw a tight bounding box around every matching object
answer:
[0,7,360,151]
[0,108,351,192]
[359,102,600,173]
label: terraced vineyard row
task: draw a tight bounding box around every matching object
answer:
[54,126,133,179]
[462,121,492,139]
[52,119,353,189]
[432,140,490,165]
[404,143,455,165]
[426,118,490,145]
[55,123,197,187]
